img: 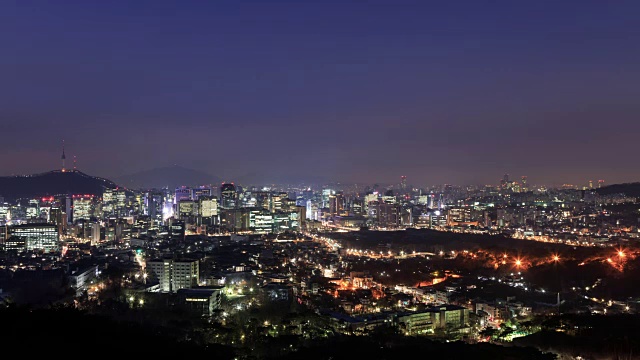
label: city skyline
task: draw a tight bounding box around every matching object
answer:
[0,151,612,192]
[2,1,640,186]
[3,2,640,359]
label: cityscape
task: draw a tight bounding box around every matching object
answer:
[2,154,640,359]
[3,1,640,360]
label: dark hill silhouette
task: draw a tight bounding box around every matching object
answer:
[595,182,640,197]
[0,306,235,357]
[0,170,119,202]
[114,165,221,190]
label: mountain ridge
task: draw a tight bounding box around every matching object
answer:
[0,169,120,202]
[113,165,222,190]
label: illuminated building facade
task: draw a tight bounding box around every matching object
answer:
[9,223,59,252]
[220,183,237,209]
[176,287,223,316]
[72,195,93,222]
[178,199,197,219]
[147,258,199,293]
[198,196,218,220]
[191,186,212,200]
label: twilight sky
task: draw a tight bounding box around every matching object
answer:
[1,0,640,187]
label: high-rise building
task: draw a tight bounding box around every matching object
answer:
[322,189,334,208]
[400,175,407,191]
[146,258,199,293]
[9,223,59,253]
[375,203,401,228]
[250,209,274,234]
[306,200,318,221]
[50,207,66,234]
[598,179,605,188]
[198,196,218,218]
[26,199,39,219]
[0,225,7,250]
[364,190,378,204]
[220,183,237,209]
[90,222,100,245]
[192,186,212,200]
[270,192,287,212]
[102,189,115,215]
[328,192,346,216]
[0,202,9,224]
[169,219,186,241]
[178,200,197,219]
[500,174,509,189]
[144,191,164,220]
[72,195,93,222]
[175,187,192,202]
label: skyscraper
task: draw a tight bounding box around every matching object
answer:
[220,183,237,209]
[501,174,509,189]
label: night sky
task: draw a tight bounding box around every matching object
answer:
[2,0,640,187]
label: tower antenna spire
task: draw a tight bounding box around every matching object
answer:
[61,140,66,172]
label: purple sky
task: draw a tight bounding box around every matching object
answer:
[2,0,640,187]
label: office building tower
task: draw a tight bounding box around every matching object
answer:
[26,199,39,219]
[65,196,72,224]
[322,189,334,208]
[0,225,6,250]
[250,209,274,234]
[192,186,212,200]
[169,219,186,241]
[175,186,192,202]
[146,258,199,293]
[9,223,59,252]
[220,183,237,209]
[376,203,401,228]
[329,192,346,216]
[72,195,93,222]
[91,222,100,245]
[270,192,286,212]
[0,203,9,224]
[198,196,218,217]
[50,207,66,234]
[501,174,509,189]
[178,200,197,219]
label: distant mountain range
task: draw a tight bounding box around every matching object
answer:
[0,170,119,202]
[595,182,640,197]
[234,172,331,187]
[113,165,222,190]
